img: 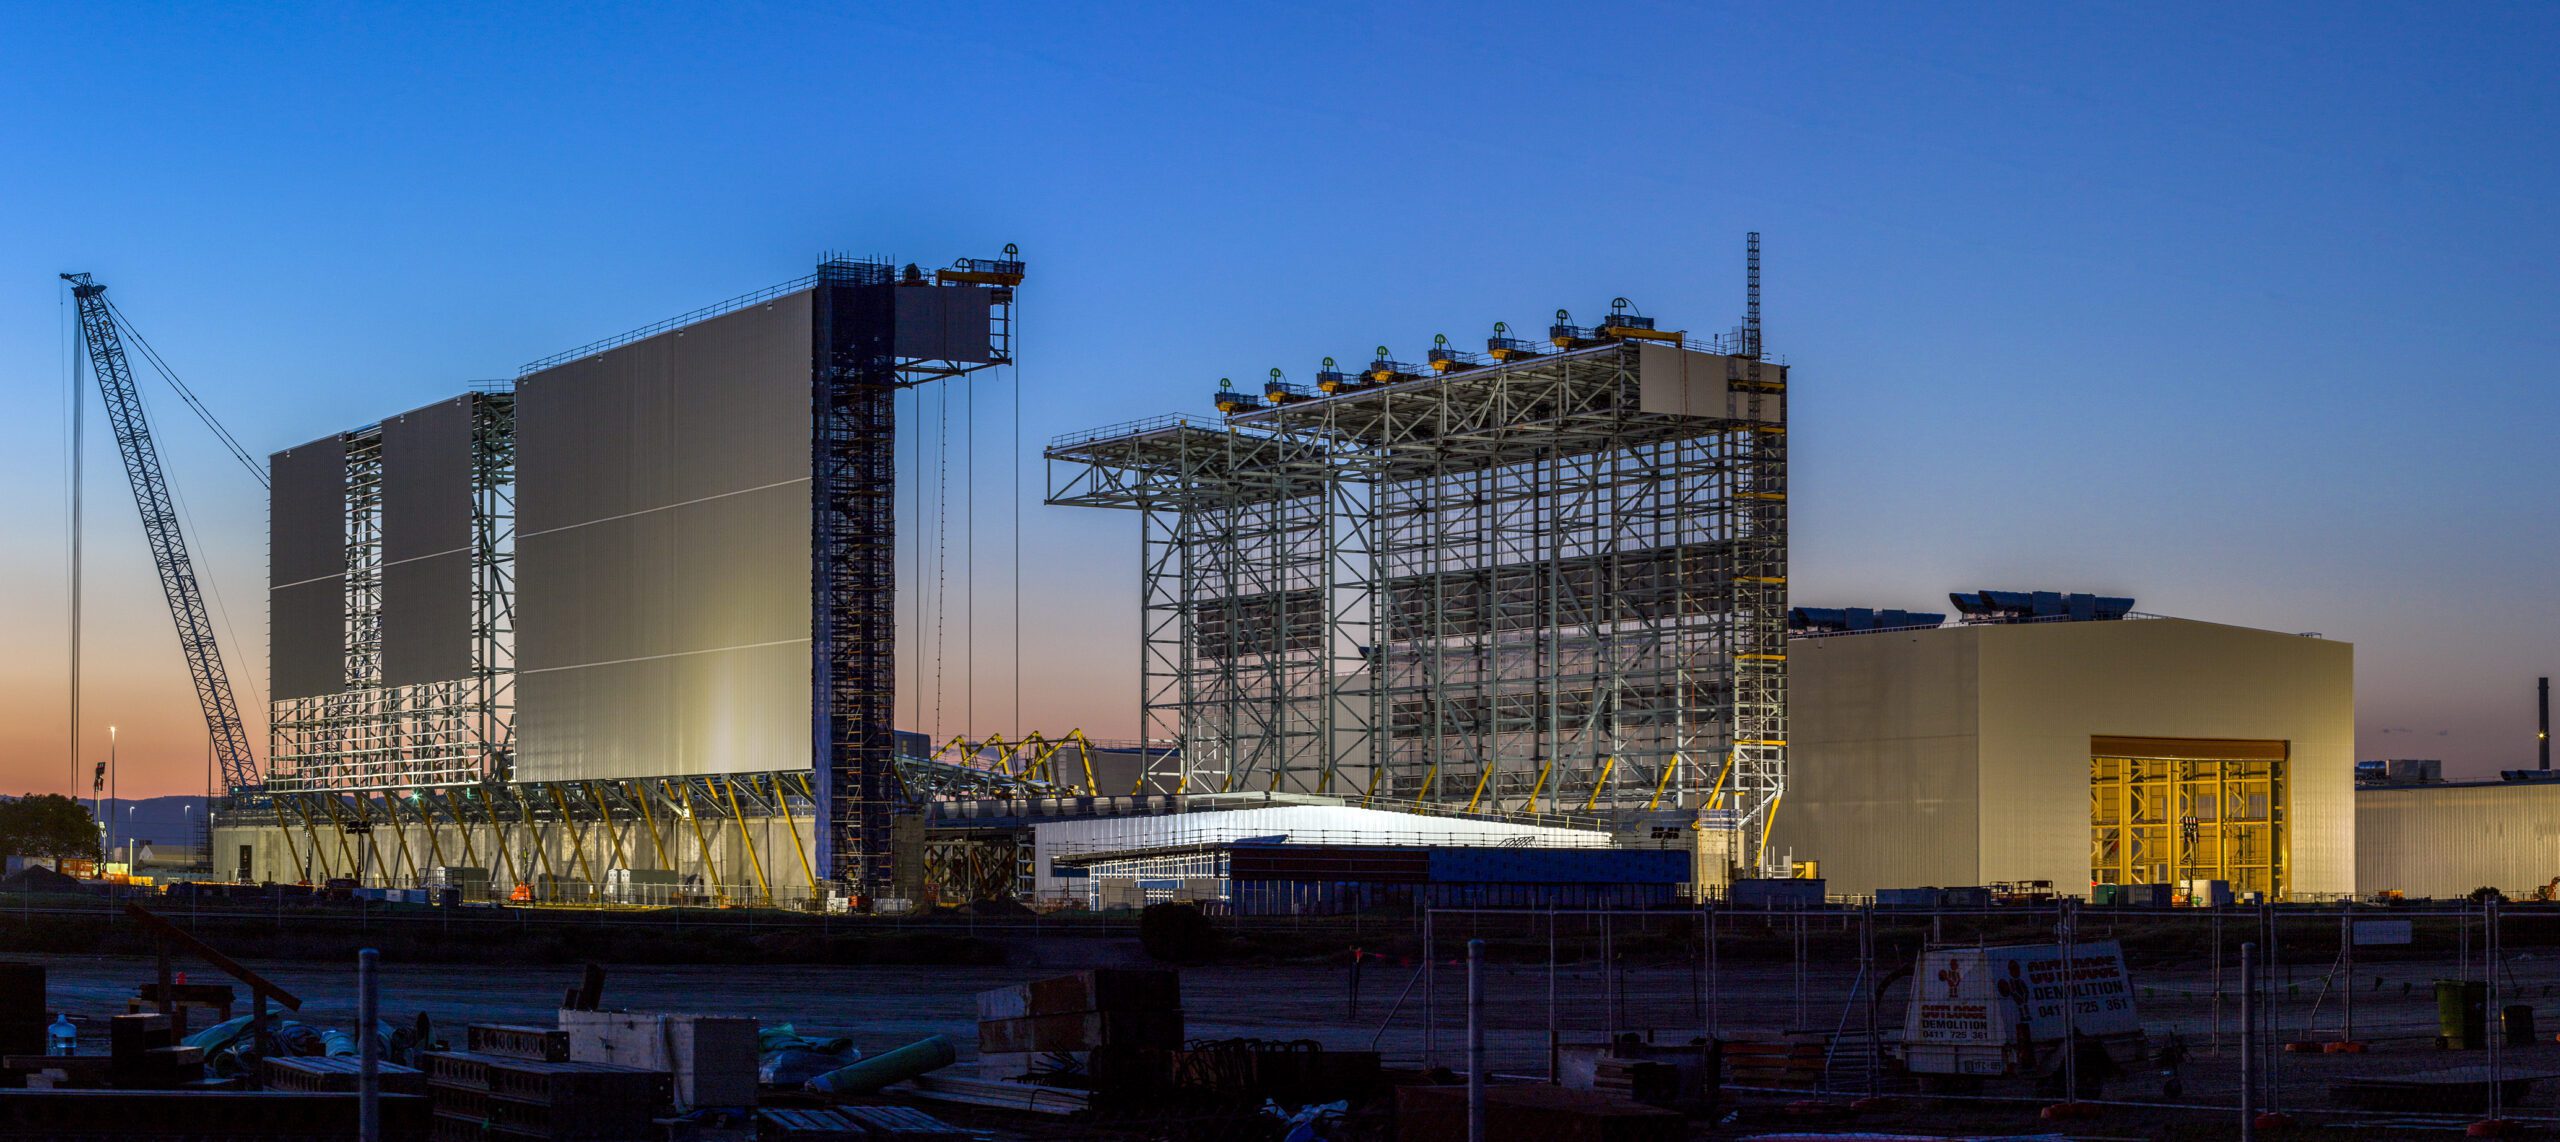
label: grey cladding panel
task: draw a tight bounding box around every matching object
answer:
[382,396,473,562]
[269,438,345,586]
[270,577,345,700]
[270,436,347,701]
[893,287,993,363]
[382,396,476,685]
[383,552,471,686]
[514,290,815,782]
[516,482,809,671]
[516,641,810,782]
[517,291,814,534]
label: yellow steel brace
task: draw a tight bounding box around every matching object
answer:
[517,797,558,887]
[633,781,671,871]
[482,792,523,897]
[1647,752,1685,812]
[1583,756,1618,811]
[720,776,771,905]
[770,772,817,897]
[276,798,313,880]
[1463,764,1493,815]
[433,790,478,867]
[587,782,630,872]
[671,780,724,903]
[414,795,449,872]
[550,786,599,901]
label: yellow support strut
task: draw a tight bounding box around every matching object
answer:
[550,786,599,903]
[632,781,672,871]
[671,780,724,903]
[771,772,817,899]
[720,776,772,906]
[1583,756,1619,811]
[1646,752,1684,812]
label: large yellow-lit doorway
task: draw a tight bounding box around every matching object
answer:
[2089,735,2288,899]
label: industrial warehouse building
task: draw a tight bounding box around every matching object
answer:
[2358,780,2560,899]
[1771,613,2356,901]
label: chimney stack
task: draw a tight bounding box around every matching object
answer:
[2542,676,2551,771]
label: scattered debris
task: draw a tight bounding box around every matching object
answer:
[758,1023,859,1087]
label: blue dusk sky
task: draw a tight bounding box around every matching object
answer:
[1,3,2554,795]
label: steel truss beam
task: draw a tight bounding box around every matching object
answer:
[232,770,823,905]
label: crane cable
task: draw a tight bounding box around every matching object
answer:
[1011,301,1022,746]
[116,301,269,712]
[104,297,266,489]
[931,377,950,740]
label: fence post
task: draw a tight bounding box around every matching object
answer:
[1548,906,1559,1083]
[1707,904,1720,1039]
[358,946,381,1142]
[1424,908,1437,1068]
[2261,902,2280,1113]
[2487,895,2504,1123]
[1793,909,1809,1029]
[2057,898,2078,1102]
[1602,910,1616,1036]
[2211,909,2225,1052]
[2241,940,2257,1142]
[1467,938,1486,1142]
[1861,904,1879,1099]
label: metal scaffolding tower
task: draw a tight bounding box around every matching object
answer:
[811,253,1022,898]
[1049,254,1790,868]
[268,389,516,794]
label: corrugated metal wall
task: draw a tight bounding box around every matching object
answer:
[514,291,816,783]
[2358,782,2560,899]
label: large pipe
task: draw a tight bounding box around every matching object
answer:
[804,1035,956,1095]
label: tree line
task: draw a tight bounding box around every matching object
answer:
[1,793,101,868]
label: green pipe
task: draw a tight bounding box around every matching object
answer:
[804,1034,957,1095]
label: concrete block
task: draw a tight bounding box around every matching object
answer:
[560,1009,756,1110]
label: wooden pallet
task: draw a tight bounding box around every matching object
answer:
[1718,1034,1827,1090]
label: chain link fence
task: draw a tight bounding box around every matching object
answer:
[1401,902,2560,1128]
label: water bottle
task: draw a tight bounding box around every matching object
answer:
[46,1014,75,1057]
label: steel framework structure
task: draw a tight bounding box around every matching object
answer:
[808,255,1021,897]
[237,770,823,905]
[236,746,1043,905]
[1049,295,1791,867]
[267,390,516,793]
[255,257,1020,904]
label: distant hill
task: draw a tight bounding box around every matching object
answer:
[95,794,209,850]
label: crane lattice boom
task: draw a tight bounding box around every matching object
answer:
[62,273,261,793]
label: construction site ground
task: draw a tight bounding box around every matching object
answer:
[23,943,2560,1138]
